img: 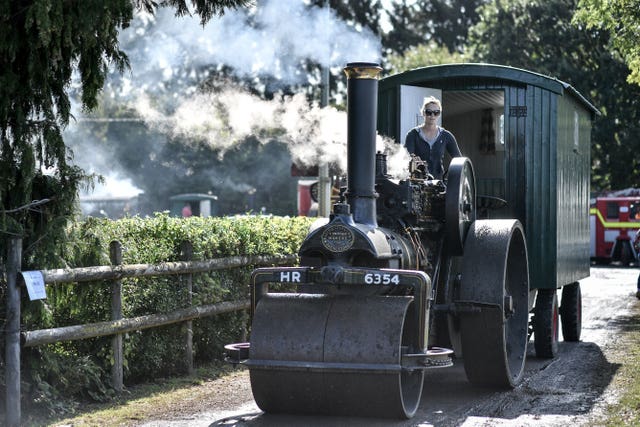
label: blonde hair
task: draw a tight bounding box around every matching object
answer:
[421,96,442,112]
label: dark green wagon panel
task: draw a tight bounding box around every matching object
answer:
[377,64,597,290]
[555,94,592,286]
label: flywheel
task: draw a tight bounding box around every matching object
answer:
[445,157,477,255]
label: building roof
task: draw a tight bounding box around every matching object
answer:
[169,193,218,202]
[380,63,599,117]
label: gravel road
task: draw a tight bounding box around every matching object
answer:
[142,266,640,427]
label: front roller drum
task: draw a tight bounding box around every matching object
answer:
[248,293,424,419]
[458,219,530,387]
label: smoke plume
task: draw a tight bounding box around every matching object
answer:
[136,87,408,177]
[122,0,395,174]
[70,0,410,211]
[117,0,382,96]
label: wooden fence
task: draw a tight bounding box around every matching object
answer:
[3,237,297,427]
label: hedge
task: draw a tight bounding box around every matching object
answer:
[5,213,314,417]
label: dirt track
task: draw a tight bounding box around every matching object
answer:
[141,266,640,427]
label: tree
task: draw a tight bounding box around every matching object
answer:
[382,0,424,55]
[574,0,640,86]
[386,42,469,75]
[0,0,249,264]
[384,0,491,55]
[311,0,382,36]
[468,0,640,191]
[300,0,383,104]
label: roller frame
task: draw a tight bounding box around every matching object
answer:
[250,265,432,354]
[226,266,453,419]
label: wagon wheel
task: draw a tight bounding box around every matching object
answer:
[445,158,476,256]
[560,282,582,342]
[458,219,529,387]
[249,294,424,419]
[620,242,633,265]
[533,289,559,358]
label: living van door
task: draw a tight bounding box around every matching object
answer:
[399,85,442,145]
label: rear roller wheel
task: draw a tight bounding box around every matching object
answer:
[560,282,582,342]
[533,289,559,358]
[458,219,529,387]
[248,294,424,419]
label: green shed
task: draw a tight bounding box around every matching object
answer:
[377,63,598,291]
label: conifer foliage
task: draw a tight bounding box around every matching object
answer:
[0,0,247,263]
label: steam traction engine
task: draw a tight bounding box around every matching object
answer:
[226,63,530,419]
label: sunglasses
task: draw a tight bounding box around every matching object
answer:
[424,109,441,116]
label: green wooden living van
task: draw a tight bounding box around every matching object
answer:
[377,63,598,292]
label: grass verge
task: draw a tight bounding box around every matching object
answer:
[588,298,640,426]
[26,362,249,427]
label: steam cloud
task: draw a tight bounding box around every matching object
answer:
[136,88,409,177]
[71,0,410,206]
[118,0,382,95]
[123,0,404,174]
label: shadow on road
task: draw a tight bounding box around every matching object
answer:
[607,312,640,332]
[457,341,621,423]
[208,340,621,427]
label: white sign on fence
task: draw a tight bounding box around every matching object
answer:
[21,271,47,300]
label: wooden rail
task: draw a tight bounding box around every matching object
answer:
[3,237,297,427]
[40,254,297,283]
[21,300,251,347]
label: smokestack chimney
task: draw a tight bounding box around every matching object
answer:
[343,62,382,227]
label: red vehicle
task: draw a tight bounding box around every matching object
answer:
[590,196,640,264]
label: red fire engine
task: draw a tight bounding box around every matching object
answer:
[590,196,640,265]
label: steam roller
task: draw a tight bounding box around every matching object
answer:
[225,62,530,419]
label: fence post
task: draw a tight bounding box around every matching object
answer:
[5,237,22,427]
[180,240,194,374]
[109,241,124,392]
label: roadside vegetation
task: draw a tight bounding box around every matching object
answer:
[9,213,313,421]
[29,362,245,427]
[589,302,640,426]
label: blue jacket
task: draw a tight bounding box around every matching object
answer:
[404,126,462,179]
